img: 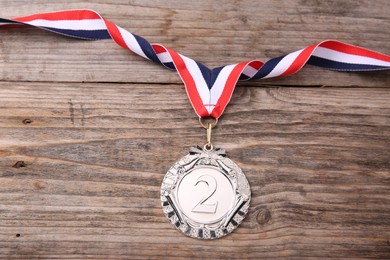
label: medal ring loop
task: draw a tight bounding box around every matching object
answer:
[204,143,214,151]
[199,116,218,129]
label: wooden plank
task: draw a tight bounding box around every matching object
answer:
[0,81,389,259]
[0,0,389,86]
[0,0,389,259]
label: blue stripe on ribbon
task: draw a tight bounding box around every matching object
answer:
[196,62,212,89]
[308,56,388,71]
[209,66,224,89]
[0,18,20,24]
[239,74,250,80]
[133,34,161,64]
[162,62,175,70]
[252,55,286,79]
[196,62,225,90]
[40,27,111,40]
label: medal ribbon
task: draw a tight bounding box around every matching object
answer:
[1,9,389,118]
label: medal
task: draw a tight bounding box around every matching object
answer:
[1,9,389,240]
[161,120,251,239]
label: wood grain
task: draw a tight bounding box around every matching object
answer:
[0,0,389,259]
[1,82,389,259]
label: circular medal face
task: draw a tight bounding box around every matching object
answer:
[161,146,251,239]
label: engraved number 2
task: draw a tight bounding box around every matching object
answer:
[192,175,218,214]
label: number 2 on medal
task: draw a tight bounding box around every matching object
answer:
[192,175,218,214]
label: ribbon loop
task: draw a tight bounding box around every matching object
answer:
[1,9,389,118]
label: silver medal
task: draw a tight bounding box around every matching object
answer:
[161,146,251,239]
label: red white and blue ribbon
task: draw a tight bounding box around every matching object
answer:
[1,9,389,118]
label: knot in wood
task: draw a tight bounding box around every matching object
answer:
[13,161,27,168]
[256,207,271,225]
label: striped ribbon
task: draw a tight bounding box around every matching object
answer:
[1,9,389,118]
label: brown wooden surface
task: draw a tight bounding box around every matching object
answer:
[0,0,389,259]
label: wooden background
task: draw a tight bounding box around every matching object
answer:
[0,0,389,259]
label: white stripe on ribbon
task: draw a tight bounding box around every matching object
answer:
[156,51,173,63]
[118,26,149,60]
[24,19,107,31]
[242,64,258,78]
[179,54,210,107]
[209,64,236,113]
[313,46,390,67]
[263,49,303,79]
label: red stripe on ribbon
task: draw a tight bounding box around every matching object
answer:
[152,45,167,54]
[320,41,390,62]
[103,19,128,49]
[13,10,101,22]
[248,60,264,70]
[211,62,250,118]
[281,44,317,76]
[167,48,209,117]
